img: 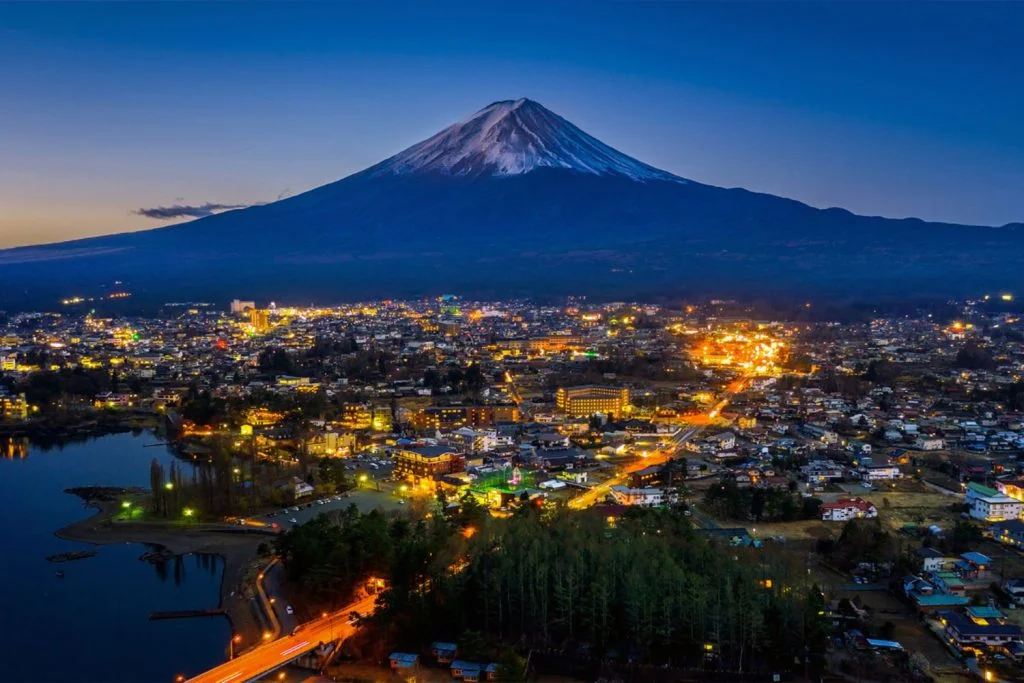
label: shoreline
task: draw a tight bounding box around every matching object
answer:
[55,500,269,649]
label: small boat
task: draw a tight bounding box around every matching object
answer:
[55,570,65,578]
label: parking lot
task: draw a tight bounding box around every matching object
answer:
[257,453,407,527]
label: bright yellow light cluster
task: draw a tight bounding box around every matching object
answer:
[691,329,785,375]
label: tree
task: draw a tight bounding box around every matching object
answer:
[955,341,995,370]
[258,347,294,375]
[318,458,351,491]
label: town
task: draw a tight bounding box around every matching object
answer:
[3,293,1024,683]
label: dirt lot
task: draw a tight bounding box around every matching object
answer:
[829,587,962,671]
[746,518,837,541]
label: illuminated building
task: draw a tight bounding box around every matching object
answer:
[0,393,29,421]
[630,465,664,489]
[246,408,284,427]
[0,354,15,372]
[371,405,393,432]
[393,444,465,483]
[93,392,136,409]
[496,335,583,357]
[341,403,372,430]
[414,404,519,431]
[555,385,629,417]
[249,308,270,333]
[737,415,757,429]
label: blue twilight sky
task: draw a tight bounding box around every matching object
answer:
[1,1,1021,247]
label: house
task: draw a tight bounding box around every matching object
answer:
[801,459,844,484]
[450,660,483,682]
[941,610,1023,648]
[820,497,878,522]
[431,641,458,664]
[860,461,901,481]
[991,519,1024,547]
[610,485,665,507]
[931,571,966,596]
[955,551,992,579]
[630,464,664,489]
[710,432,736,450]
[915,436,944,451]
[285,477,314,499]
[965,605,1007,625]
[969,490,1022,522]
[389,652,419,671]
[916,547,949,573]
[902,575,934,597]
[484,663,500,681]
[910,592,970,614]
[1002,578,1024,605]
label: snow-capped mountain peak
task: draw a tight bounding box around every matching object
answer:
[368,98,683,182]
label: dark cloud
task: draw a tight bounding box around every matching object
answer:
[133,202,249,221]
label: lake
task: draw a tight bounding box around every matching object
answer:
[0,431,230,682]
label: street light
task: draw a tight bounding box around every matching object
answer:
[229,633,242,659]
[164,482,174,491]
[182,507,194,518]
[263,630,272,640]
[121,501,132,509]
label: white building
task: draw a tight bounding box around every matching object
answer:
[860,463,901,481]
[609,485,665,507]
[970,494,1023,522]
[230,299,256,314]
[820,497,878,522]
[915,436,944,451]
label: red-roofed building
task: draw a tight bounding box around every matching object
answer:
[821,497,878,522]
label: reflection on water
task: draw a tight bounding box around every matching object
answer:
[151,551,223,587]
[0,431,229,682]
[1,436,28,459]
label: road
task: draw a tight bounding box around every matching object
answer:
[185,593,378,683]
[568,427,698,510]
[567,373,750,511]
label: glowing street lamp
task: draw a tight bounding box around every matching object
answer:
[121,501,132,509]
[229,633,242,659]
[182,507,195,518]
[164,482,174,491]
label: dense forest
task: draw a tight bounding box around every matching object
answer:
[277,502,829,677]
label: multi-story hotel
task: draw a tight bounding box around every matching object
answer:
[556,385,630,417]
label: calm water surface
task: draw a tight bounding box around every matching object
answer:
[0,431,229,683]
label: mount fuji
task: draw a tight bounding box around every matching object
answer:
[1,98,1020,307]
[367,98,681,181]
